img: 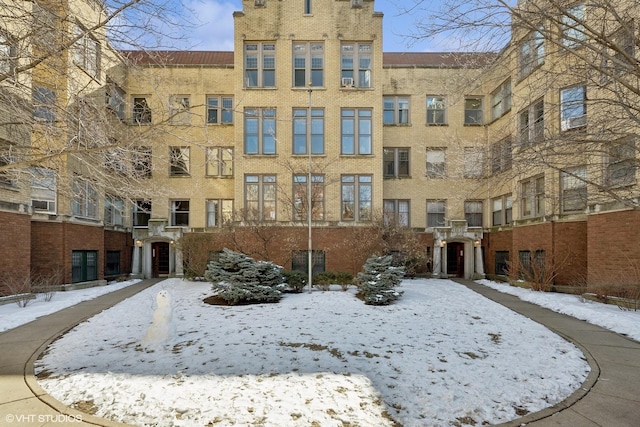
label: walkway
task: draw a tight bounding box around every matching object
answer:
[0,277,638,426]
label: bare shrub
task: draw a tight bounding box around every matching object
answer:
[0,273,34,307]
[31,268,64,302]
[505,249,563,292]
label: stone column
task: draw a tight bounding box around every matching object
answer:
[432,243,441,278]
[474,244,485,278]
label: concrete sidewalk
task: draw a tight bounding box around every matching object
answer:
[1,277,639,426]
[0,279,161,426]
[455,279,640,427]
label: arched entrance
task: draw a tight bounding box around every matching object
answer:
[432,220,485,280]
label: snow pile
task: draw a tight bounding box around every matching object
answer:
[35,278,589,427]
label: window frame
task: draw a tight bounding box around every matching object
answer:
[206,95,234,124]
[426,200,446,228]
[561,4,586,49]
[244,174,277,221]
[490,79,511,121]
[72,177,98,219]
[340,42,372,88]
[0,33,18,77]
[72,250,98,283]
[560,85,587,131]
[341,175,372,222]
[244,42,276,88]
[464,200,483,227]
[519,99,544,145]
[561,167,588,213]
[426,148,446,178]
[132,200,151,227]
[30,168,57,214]
[169,95,191,125]
[383,96,410,125]
[73,24,100,79]
[169,146,191,176]
[293,42,324,88]
[491,194,512,226]
[33,86,56,122]
[341,108,372,155]
[606,140,636,187]
[293,174,325,221]
[104,194,125,226]
[293,108,325,155]
[170,199,190,227]
[383,199,410,227]
[206,147,234,177]
[384,147,410,179]
[206,199,234,227]
[132,96,152,124]
[464,147,484,178]
[519,26,545,79]
[464,97,484,125]
[426,96,446,125]
[520,175,545,219]
[245,108,277,155]
[491,137,513,174]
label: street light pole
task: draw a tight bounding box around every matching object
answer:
[307,83,313,293]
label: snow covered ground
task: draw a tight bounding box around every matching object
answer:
[35,278,591,427]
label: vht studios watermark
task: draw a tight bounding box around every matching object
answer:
[5,413,83,423]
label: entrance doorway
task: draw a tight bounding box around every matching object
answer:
[152,242,170,277]
[446,242,465,277]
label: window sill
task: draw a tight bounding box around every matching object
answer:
[426,123,448,127]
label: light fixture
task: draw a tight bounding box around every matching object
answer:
[474,240,481,247]
[135,240,143,247]
[440,240,446,247]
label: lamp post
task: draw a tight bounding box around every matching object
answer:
[307,83,313,293]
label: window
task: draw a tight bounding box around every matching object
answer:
[519,99,544,145]
[603,23,635,78]
[207,96,233,124]
[293,108,324,154]
[132,97,151,124]
[169,146,190,176]
[518,250,545,279]
[206,147,234,177]
[607,140,636,187]
[293,42,324,87]
[561,167,587,212]
[384,148,410,178]
[133,200,151,227]
[293,174,324,221]
[206,199,234,227]
[495,251,509,276]
[521,176,545,218]
[170,200,190,226]
[0,33,17,77]
[72,250,97,283]
[0,153,15,187]
[169,95,190,124]
[106,82,125,120]
[245,175,276,221]
[464,97,483,125]
[31,168,56,213]
[561,4,585,48]
[292,250,325,275]
[33,86,56,122]
[426,96,446,125]
[464,201,483,227]
[519,26,544,78]
[383,199,410,227]
[426,148,446,178]
[105,251,121,276]
[426,200,445,228]
[132,146,152,178]
[304,0,311,14]
[245,108,276,154]
[341,175,372,221]
[104,195,124,226]
[73,25,100,79]
[383,97,409,125]
[491,137,512,174]
[491,79,511,121]
[560,85,586,131]
[341,109,372,155]
[341,43,372,88]
[72,177,98,218]
[492,194,512,226]
[464,148,484,178]
[245,43,276,88]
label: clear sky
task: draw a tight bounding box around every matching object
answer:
[177,0,441,53]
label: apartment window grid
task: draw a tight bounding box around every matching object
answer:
[341,109,372,155]
[206,147,234,177]
[30,168,57,213]
[169,146,190,176]
[170,200,190,227]
[341,175,372,222]
[426,148,446,178]
[292,250,326,275]
[104,195,124,226]
[561,167,588,213]
[426,96,446,125]
[72,177,98,219]
[293,108,324,154]
[245,108,276,154]
[519,26,545,78]
[340,42,372,88]
[492,194,513,226]
[464,201,483,227]
[490,79,511,121]
[73,24,100,79]
[560,85,586,131]
[132,200,151,227]
[207,96,233,124]
[426,200,446,228]
[606,140,636,187]
[383,199,410,227]
[245,175,277,221]
[384,148,410,178]
[105,251,121,276]
[0,34,17,76]
[520,175,545,218]
[33,86,56,122]
[464,148,484,178]
[206,199,234,227]
[293,42,324,87]
[464,97,484,125]
[132,146,152,178]
[0,154,15,187]
[491,137,512,174]
[72,250,98,283]
[293,174,325,221]
[169,95,190,124]
[383,96,409,125]
[244,42,276,88]
[519,99,544,145]
[561,4,586,48]
[132,97,151,124]
[106,82,125,120]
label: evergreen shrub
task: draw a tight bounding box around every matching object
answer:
[356,254,404,305]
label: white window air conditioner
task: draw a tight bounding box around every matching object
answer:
[561,114,586,131]
[341,77,354,87]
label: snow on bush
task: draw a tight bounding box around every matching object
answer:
[356,254,404,305]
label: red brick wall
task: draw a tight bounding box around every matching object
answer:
[553,221,587,285]
[0,211,31,296]
[588,210,640,285]
[104,230,133,277]
[483,229,513,275]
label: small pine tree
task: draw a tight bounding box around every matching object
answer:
[205,248,283,305]
[356,254,404,305]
